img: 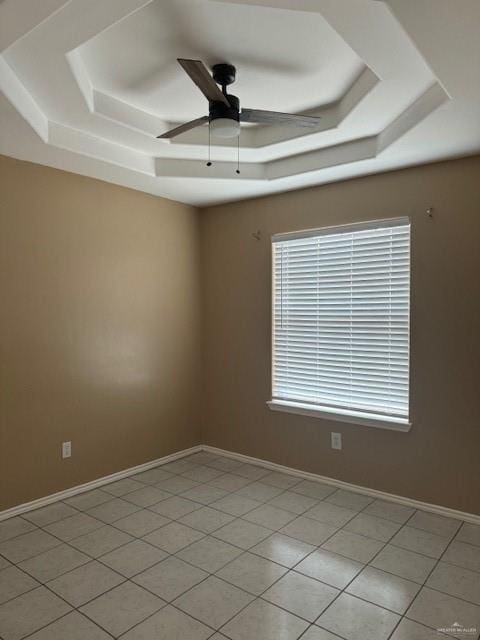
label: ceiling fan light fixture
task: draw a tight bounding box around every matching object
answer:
[210,117,241,138]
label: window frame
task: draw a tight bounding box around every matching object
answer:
[268,217,412,432]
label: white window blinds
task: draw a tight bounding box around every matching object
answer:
[272,218,411,423]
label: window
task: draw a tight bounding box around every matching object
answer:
[269,218,411,430]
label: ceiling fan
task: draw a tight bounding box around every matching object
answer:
[157,59,322,140]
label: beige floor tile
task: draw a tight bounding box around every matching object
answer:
[305,502,357,528]
[47,560,124,607]
[263,570,339,621]
[296,549,363,589]
[291,480,336,501]
[0,566,39,605]
[0,529,61,563]
[114,509,170,537]
[213,518,272,549]
[235,482,284,502]
[244,504,296,530]
[408,511,460,539]
[317,592,400,640]
[390,526,451,559]
[177,535,243,572]
[261,471,302,489]
[456,522,480,548]
[426,561,480,605]
[322,530,384,563]
[251,533,315,568]
[390,618,450,639]
[325,489,374,511]
[0,558,9,571]
[371,546,435,586]
[442,539,480,573]
[149,495,202,519]
[364,500,415,524]
[69,524,133,558]
[346,566,420,614]
[133,556,207,601]
[280,516,338,546]
[19,544,89,582]
[0,517,37,543]
[216,551,287,595]
[303,627,341,640]
[178,506,235,533]
[122,485,171,507]
[234,463,270,480]
[406,587,480,638]
[44,512,103,541]
[86,498,141,524]
[182,466,224,483]
[162,459,198,474]
[344,512,401,542]
[99,539,167,578]
[120,605,212,640]
[206,457,244,473]
[22,502,78,527]
[64,489,112,511]
[208,473,253,492]
[268,491,318,515]
[131,467,174,485]
[174,575,253,628]
[103,478,144,497]
[221,597,308,640]
[180,485,228,505]
[155,475,201,494]
[143,521,204,553]
[0,586,71,640]
[79,581,164,637]
[210,494,261,517]
[27,611,111,639]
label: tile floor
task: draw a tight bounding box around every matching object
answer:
[0,451,479,640]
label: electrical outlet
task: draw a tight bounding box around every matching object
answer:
[331,432,342,450]
[62,441,71,459]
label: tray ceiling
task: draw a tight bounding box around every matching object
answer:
[1,0,479,206]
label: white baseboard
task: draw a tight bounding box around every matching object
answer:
[2,443,478,526]
[0,445,202,522]
[202,445,480,526]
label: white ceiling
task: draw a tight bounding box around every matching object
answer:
[0,0,479,207]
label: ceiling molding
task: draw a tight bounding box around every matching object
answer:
[0,0,478,206]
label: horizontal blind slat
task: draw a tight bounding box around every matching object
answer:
[273,221,411,420]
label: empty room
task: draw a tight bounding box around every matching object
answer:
[1,0,479,639]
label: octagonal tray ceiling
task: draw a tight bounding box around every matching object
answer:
[1,0,479,206]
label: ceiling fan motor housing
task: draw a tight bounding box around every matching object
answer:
[212,63,236,87]
[209,93,240,123]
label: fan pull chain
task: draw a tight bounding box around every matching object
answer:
[206,121,212,167]
[236,133,240,175]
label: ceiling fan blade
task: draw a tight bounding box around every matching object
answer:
[157,116,209,139]
[240,108,322,128]
[178,59,230,106]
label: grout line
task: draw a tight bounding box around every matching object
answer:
[1,456,479,640]
[385,516,464,639]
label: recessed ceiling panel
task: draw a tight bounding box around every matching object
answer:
[79,0,363,121]
[0,0,478,206]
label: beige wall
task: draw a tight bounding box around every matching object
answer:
[201,156,480,514]
[0,155,201,511]
[1,154,479,515]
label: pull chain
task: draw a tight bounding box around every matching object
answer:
[206,121,212,167]
[236,132,240,175]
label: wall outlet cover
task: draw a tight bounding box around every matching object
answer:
[331,432,342,450]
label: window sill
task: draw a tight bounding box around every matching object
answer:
[267,400,412,432]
